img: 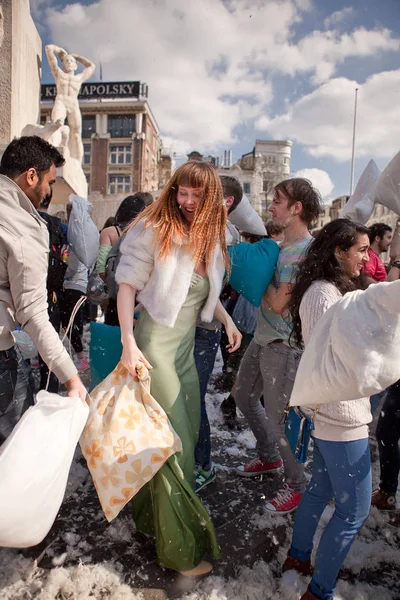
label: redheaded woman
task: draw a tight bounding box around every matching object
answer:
[116,161,241,576]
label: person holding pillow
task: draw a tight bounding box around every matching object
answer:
[116,161,241,577]
[282,219,372,600]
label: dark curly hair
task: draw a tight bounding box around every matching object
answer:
[0,135,65,180]
[289,218,370,349]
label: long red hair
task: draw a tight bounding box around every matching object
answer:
[134,161,230,272]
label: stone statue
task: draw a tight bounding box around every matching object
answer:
[45,44,95,164]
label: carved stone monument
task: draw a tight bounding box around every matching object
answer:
[45,45,95,164]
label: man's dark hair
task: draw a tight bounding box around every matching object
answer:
[220,175,243,213]
[138,191,154,206]
[368,222,392,245]
[40,189,53,210]
[0,136,65,181]
[115,193,147,228]
[274,177,322,226]
[265,219,284,238]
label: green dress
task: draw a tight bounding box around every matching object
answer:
[132,273,220,571]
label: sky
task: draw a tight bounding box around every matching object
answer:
[31,0,400,203]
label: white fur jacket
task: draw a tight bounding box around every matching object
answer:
[115,219,225,327]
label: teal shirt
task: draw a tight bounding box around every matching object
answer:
[254,237,312,346]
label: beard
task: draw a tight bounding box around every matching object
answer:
[27,181,45,208]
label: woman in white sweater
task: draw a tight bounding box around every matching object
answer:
[115,161,241,577]
[282,219,371,600]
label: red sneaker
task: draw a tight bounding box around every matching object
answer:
[236,457,283,477]
[265,483,302,514]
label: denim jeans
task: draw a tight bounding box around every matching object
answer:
[376,380,400,494]
[0,346,35,446]
[194,327,221,470]
[235,339,306,493]
[290,437,372,600]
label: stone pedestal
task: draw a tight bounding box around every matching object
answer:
[51,157,88,204]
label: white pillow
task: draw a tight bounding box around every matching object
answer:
[67,194,99,268]
[0,391,88,547]
[374,150,400,216]
[228,194,266,236]
[290,280,400,407]
[341,159,380,224]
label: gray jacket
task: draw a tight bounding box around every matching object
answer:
[0,175,77,383]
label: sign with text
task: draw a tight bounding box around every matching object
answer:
[41,81,148,101]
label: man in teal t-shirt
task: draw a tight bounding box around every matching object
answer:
[235,178,321,515]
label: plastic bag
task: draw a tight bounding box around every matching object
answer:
[0,391,88,548]
[12,329,37,360]
[80,362,182,522]
[67,195,99,268]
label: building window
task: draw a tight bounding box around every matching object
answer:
[243,182,251,194]
[83,143,91,165]
[108,175,131,195]
[109,144,132,165]
[283,157,289,165]
[108,114,136,138]
[82,115,96,138]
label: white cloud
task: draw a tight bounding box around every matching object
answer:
[39,0,400,157]
[292,168,334,198]
[324,7,354,29]
[257,70,400,162]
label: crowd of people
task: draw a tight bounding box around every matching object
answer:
[0,135,400,599]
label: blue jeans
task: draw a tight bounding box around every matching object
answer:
[194,327,221,471]
[0,346,35,446]
[290,437,371,600]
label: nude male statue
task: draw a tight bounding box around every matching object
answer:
[45,45,95,164]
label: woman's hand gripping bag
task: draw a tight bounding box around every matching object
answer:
[228,238,280,307]
[80,362,182,522]
[0,391,89,548]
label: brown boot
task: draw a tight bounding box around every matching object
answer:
[282,551,314,577]
[371,488,397,511]
[300,587,320,600]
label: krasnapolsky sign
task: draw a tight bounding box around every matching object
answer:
[41,81,148,101]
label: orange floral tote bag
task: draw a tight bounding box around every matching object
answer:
[80,362,182,521]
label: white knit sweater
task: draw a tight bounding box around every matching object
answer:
[115,219,225,328]
[300,280,372,442]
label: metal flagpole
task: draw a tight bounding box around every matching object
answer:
[349,87,359,196]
